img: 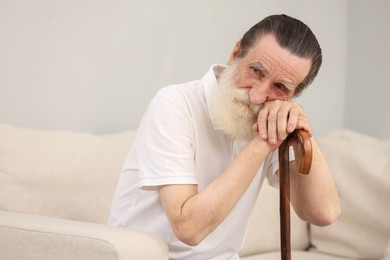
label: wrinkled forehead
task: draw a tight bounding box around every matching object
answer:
[247,35,312,84]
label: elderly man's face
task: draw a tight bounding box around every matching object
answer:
[230,34,311,103]
[211,34,312,140]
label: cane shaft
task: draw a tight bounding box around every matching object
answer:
[279,141,291,260]
[278,130,312,260]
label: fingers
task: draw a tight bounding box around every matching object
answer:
[257,101,311,145]
[257,106,269,140]
[296,114,313,136]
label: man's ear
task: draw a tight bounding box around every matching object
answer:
[227,41,241,65]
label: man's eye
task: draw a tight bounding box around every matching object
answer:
[274,83,288,92]
[250,66,262,75]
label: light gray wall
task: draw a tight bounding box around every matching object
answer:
[0,0,347,135]
[345,0,390,139]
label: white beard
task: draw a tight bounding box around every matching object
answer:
[211,63,262,141]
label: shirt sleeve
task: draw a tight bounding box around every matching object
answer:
[133,86,198,190]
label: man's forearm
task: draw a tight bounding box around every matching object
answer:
[159,136,271,246]
[290,137,340,226]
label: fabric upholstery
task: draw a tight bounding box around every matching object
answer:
[0,210,168,260]
[0,124,135,224]
[384,239,390,260]
[312,129,390,259]
[241,250,350,260]
[1,123,388,259]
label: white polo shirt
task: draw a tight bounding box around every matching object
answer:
[108,64,280,260]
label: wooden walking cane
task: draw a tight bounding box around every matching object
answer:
[278,129,313,260]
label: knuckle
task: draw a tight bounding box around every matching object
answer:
[277,112,288,119]
[268,115,277,122]
[257,115,268,123]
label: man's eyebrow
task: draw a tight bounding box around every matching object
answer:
[281,82,296,93]
[250,61,268,74]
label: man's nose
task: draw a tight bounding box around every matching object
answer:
[249,81,273,105]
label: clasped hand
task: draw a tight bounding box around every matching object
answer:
[252,100,312,149]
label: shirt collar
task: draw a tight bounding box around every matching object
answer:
[202,64,226,130]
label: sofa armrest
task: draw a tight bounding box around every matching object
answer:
[0,210,168,260]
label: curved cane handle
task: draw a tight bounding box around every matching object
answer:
[278,129,313,260]
[289,129,312,175]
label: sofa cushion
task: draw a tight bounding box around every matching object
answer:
[385,239,390,260]
[241,250,350,260]
[0,124,135,224]
[239,181,309,257]
[312,129,390,259]
[0,210,168,260]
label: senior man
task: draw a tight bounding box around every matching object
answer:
[108,14,340,260]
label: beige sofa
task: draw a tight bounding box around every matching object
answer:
[0,123,389,259]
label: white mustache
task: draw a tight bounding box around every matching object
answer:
[231,90,262,118]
